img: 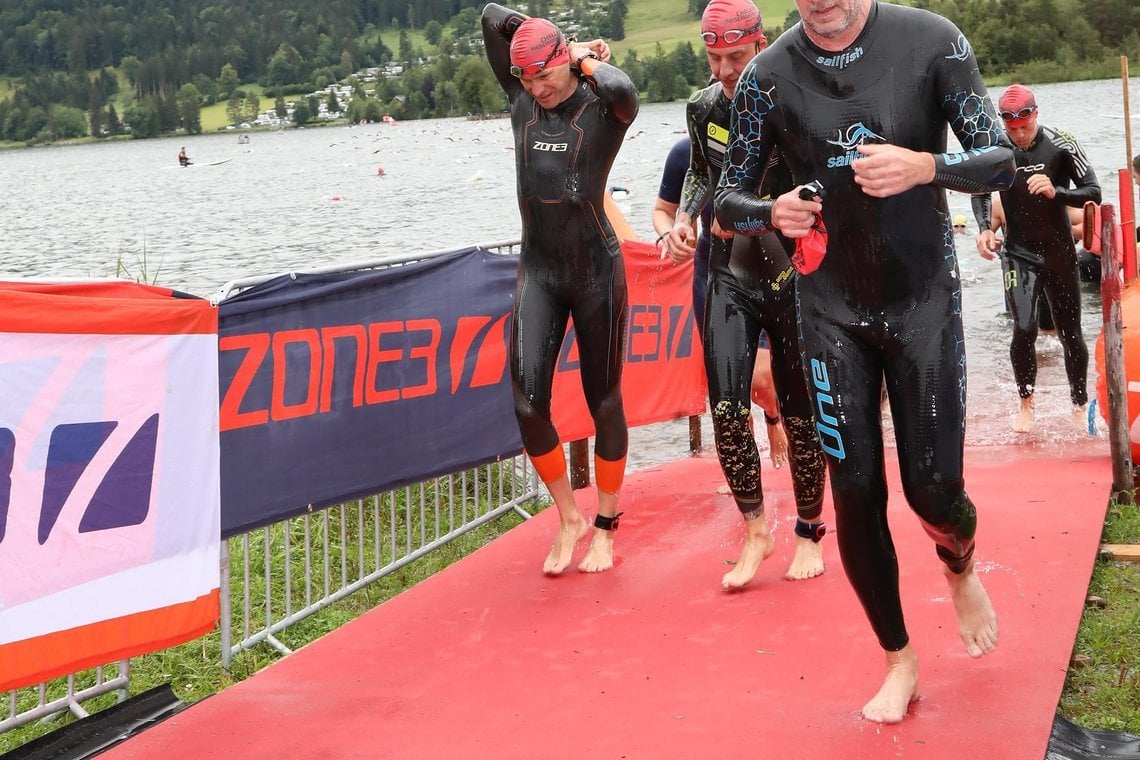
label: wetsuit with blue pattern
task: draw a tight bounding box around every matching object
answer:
[482,4,639,467]
[681,82,825,522]
[715,2,1014,651]
[971,125,1100,406]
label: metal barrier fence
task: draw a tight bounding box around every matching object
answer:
[221,456,541,666]
[2,663,130,735]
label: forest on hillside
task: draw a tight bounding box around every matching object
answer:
[0,0,1137,144]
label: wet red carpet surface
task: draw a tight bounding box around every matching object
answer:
[104,442,1110,760]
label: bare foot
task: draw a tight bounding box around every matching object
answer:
[578,527,616,573]
[946,561,999,657]
[862,646,920,723]
[543,516,589,575]
[1012,398,1034,433]
[785,536,825,580]
[722,519,775,589]
[1072,404,1090,434]
[766,419,789,469]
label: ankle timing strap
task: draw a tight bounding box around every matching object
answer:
[763,412,781,425]
[594,512,624,531]
[794,519,826,543]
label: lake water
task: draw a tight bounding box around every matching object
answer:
[1,78,1136,467]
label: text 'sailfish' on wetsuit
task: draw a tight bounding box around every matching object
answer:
[715,3,1014,651]
[680,82,824,521]
[482,4,639,483]
[971,126,1100,405]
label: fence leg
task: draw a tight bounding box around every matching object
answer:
[688,415,702,454]
[569,439,590,490]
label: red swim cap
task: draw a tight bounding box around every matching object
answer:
[998,83,1037,125]
[701,0,765,49]
[509,18,569,76]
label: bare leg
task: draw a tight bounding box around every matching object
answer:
[542,475,589,575]
[946,560,999,657]
[785,535,825,580]
[722,509,775,589]
[751,350,788,468]
[1072,403,1089,434]
[764,418,789,469]
[862,645,921,723]
[1012,396,1034,433]
[579,488,619,573]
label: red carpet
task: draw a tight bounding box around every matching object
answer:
[104,443,1110,760]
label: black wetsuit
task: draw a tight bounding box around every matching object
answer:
[971,125,1099,406]
[715,2,1014,652]
[681,82,825,522]
[482,4,639,467]
[659,138,713,335]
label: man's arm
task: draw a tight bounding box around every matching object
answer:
[481,3,526,98]
[714,66,780,235]
[678,94,713,223]
[573,44,638,127]
[932,28,1015,194]
[1055,130,1102,207]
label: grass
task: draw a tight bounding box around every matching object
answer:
[1059,498,1140,733]
[614,0,795,58]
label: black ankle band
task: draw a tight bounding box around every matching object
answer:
[794,519,826,543]
[763,412,781,425]
[594,512,624,531]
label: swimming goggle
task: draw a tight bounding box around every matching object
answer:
[700,19,763,46]
[1000,106,1037,121]
[510,38,565,78]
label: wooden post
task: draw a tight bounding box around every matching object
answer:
[1123,57,1137,280]
[1099,204,1135,503]
[688,414,702,453]
[569,439,590,490]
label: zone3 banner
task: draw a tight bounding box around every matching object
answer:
[0,282,221,692]
[217,243,705,537]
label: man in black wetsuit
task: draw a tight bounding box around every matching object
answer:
[674,0,827,589]
[974,84,1100,434]
[716,0,1014,723]
[482,4,638,575]
[652,137,789,471]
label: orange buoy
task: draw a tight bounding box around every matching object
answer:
[1095,278,1140,459]
[377,167,386,176]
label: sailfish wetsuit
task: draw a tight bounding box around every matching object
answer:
[482,4,639,487]
[680,82,825,523]
[971,126,1100,406]
[715,2,1014,651]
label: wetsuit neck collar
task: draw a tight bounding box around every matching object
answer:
[798,0,877,57]
[549,80,587,114]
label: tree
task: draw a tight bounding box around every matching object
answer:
[292,102,311,125]
[670,42,701,88]
[106,103,121,136]
[123,100,160,138]
[338,51,354,79]
[326,90,341,114]
[275,96,288,119]
[45,105,88,140]
[177,83,203,134]
[244,92,261,121]
[226,91,244,124]
[398,30,413,63]
[609,4,626,41]
[218,63,240,98]
[425,21,443,46]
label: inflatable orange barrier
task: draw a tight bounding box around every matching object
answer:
[1095,278,1140,460]
[604,192,638,242]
